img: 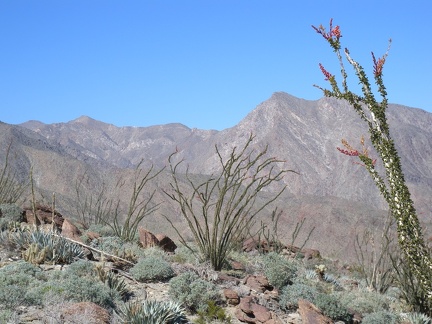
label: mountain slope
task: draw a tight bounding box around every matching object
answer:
[13,92,432,259]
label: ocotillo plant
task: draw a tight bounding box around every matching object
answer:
[312,19,432,304]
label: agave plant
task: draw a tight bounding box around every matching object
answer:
[118,300,188,324]
[9,229,84,264]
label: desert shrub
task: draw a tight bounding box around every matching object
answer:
[0,260,120,310]
[93,236,147,261]
[64,259,97,277]
[94,236,125,254]
[196,300,232,324]
[118,300,187,324]
[339,288,390,315]
[0,204,23,230]
[168,271,221,312]
[262,252,298,289]
[279,283,319,311]
[165,134,290,271]
[55,274,118,308]
[0,261,45,308]
[130,255,174,282]
[171,244,200,264]
[314,293,353,323]
[0,309,18,323]
[361,310,400,324]
[87,223,116,237]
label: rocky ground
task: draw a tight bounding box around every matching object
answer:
[0,204,422,324]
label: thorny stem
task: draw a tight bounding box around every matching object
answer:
[312,19,432,303]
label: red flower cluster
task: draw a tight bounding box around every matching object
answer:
[372,51,386,77]
[336,147,359,157]
[312,18,342,41]
[319,63,333,81]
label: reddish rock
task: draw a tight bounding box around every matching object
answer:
[138,227,159,248]
[61,219,82,242]
[235,308,257,323]
[24,204,64,229]
[251,303,272,322]
[155,233,177,252]
[238,296,254,315]
[236,296,274,323]
[61,302,110,323]
[244,275,271,292]
[224,288,240,305]
[298,299,333,324]
[217,272,241,285]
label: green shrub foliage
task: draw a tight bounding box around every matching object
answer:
[262,252,298,289]
[361,310,400,324]
[168,271,220,312]
[130,255,174,282]
[279,283,319,310]
[314,293,353,323]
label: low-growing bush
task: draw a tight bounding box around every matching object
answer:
[0,261,46,308]
[168,271,221,312]
[87,223,116,237]
[117,300,188,324]
[262,252,298,289]
[361,310,400,324]
[0,204,23,230]
[339,288,390,315]
[64,259,97,278]
[130,255,174,282]
[279,283,319,311]
[314,293,353,323]
[55,274,118,308]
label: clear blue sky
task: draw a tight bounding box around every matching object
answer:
[1,1,431,130]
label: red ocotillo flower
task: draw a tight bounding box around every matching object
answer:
[319,63,333,81]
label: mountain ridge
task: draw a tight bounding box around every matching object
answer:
[2,91,431,259]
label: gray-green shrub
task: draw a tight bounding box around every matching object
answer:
[0,261,45,308]
[339,289,390,315]
[130,255,174,282]
[0,204,23,230]
[262,252,298,289]
[314,293,353,323]
[168,271,221,312]
[361,310,400,324]
[279,283,319,310]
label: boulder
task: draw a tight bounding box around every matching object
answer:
[298,299,333,324]
[155,233,177,252]
[61,218,82,242]
[24,204,64,229]
[224,288,240,305]
[138,227,159,248]
[244,275,272,293]
[236,296,275,323]
[61,302,110,323]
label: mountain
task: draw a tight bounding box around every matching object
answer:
[4,92,431,260]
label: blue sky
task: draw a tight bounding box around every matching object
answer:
[1,1,431,130]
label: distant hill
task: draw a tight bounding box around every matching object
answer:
[2,92,430,260]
